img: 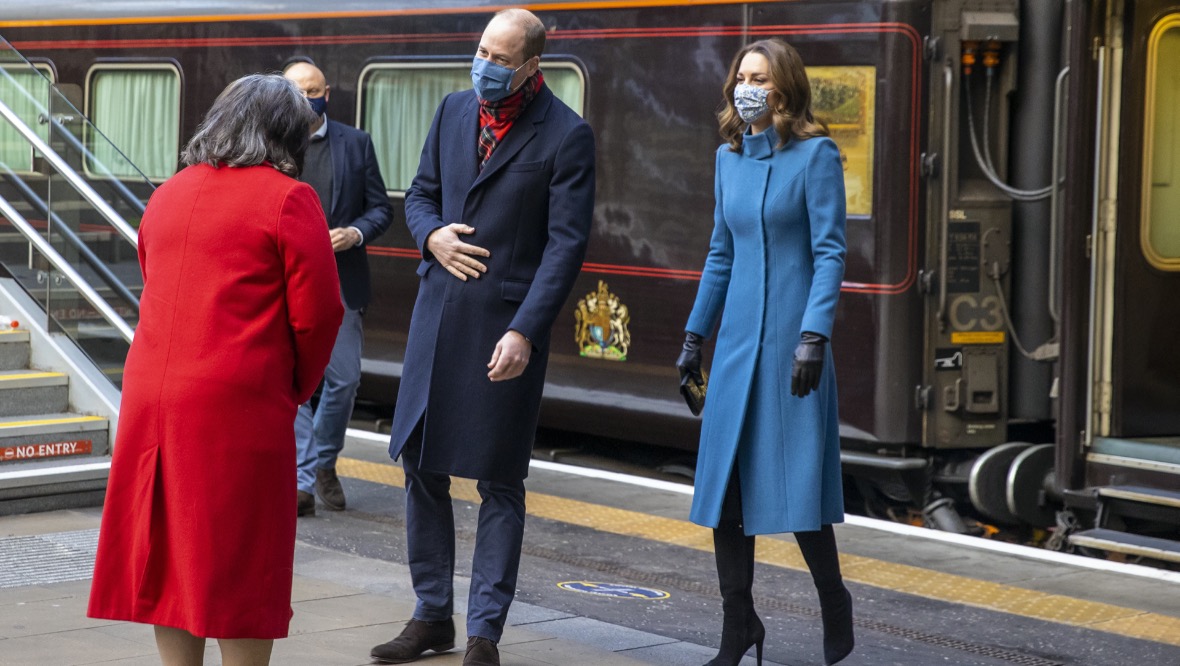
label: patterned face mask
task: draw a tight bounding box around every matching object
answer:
[733,83,771,123]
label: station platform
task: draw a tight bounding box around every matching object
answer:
[2,431,1180,665]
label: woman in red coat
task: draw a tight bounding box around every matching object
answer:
[87,74,344,665]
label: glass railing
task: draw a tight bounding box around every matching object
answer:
[0,35,151,389]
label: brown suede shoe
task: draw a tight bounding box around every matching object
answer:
[463,636,499,666]
[370,618,456,663]
[316,467,346,511]
[296,490,315,517]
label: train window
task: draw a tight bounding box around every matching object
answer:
[85,64,181,181]
[1143,17,1180,270]
[357,62,585,193]
[0,63,55,173]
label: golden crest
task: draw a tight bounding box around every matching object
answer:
[574,280,630,361]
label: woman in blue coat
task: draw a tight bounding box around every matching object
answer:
[676,39,854,666]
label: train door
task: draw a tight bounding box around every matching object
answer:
[1086,0,1180,487]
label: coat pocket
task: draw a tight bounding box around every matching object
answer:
[500,279,532,303]
[505,160,544,172]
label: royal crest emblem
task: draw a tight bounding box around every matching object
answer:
[574,280,630,361]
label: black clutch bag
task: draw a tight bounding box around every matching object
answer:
[680,370,708,417]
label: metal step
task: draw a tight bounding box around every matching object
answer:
[0,413,109,463]
[0,369,68,417]
[1068,528,1180,564]
[0,330,29,371]
[0,457,109,516]
[1097,485,1180,510]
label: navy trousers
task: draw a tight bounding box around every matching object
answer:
[401,424,527,642]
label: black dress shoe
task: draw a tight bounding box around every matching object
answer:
[370,618,456,663]
[296,490,315,517]
[463,636,499,666]
[316,467,346,511]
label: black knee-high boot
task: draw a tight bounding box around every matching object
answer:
[704,520,764,666]
[795,525,854,665]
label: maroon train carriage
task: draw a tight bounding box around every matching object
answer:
[0,0,1178,564]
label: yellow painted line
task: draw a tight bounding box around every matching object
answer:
[337,456,1180,647]
[0,371,65,381]
[0,416,104,428]
[0,329,25,335]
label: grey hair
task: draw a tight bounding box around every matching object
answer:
[182,74,315,178]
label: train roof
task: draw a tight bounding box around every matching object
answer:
[0,0,762,26]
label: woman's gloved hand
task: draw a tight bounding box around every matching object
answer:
[676,331,705,386]
[791,331,828,398]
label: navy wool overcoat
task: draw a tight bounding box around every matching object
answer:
[389,85,595,482]
[686,128,847,534]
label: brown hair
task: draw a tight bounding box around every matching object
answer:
[718,39,828,152]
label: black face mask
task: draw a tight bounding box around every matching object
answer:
[307,95,327,117]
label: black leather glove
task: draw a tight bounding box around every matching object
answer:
[791,331,827,398]
[676,331,705,386]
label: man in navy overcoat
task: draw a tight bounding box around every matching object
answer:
[373,9,595,666]
[285,62,393,517]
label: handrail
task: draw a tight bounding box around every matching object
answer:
[935,61,954,330]
[0,195,134,342]
[1,165,140,313]
[0,96,139,248]
[1048,66,1070,325]
[44,114,148,216]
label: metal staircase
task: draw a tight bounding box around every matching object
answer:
[0,35,149,512]
[0,320,114,514]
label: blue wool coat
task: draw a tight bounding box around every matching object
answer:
[686,128,847,535]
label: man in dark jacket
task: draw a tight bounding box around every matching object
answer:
[370,9,595,666]
[284,62,393,517]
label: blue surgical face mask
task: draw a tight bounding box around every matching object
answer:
[733,83,771,123]
[471,56,527,102]
[307,95,327,117]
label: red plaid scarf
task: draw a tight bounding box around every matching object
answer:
[477,71,544,169]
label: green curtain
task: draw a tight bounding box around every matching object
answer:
[1150,29,1180,263]
[363,65,585,192]
[89,69,179,181]
[363,67,471,192]
[0,68,52,172]
[545,67,584,117]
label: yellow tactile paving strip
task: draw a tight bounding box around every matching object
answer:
[0,416,105,428]
[0,371,65,381]
[336,456,1180,647]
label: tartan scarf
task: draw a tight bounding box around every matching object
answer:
[477,71,544,169]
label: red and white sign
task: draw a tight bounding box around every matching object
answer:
[1,440,93,462]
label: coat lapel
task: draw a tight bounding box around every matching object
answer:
[469,87,552,191]
[455,95,480,192]
[327,119,346,221]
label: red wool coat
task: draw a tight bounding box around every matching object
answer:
[87,163,343,639]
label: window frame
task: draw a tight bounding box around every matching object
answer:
[83,60,183,183]
[1141,14,1180,271]
[355,57,587,196]
[0,60,57,175]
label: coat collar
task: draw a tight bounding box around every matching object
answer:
[466,85,554,191]
[742,125,778,161]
